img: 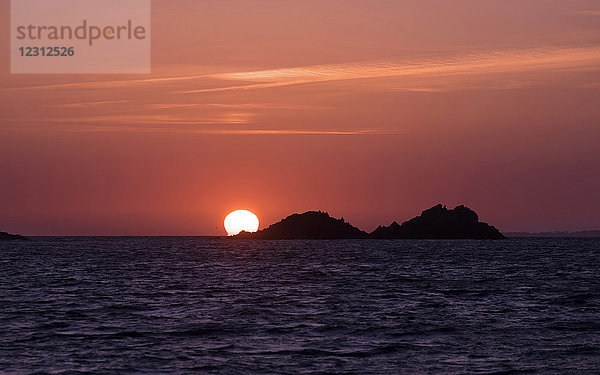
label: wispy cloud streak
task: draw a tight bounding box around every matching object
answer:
[179,46,600,93]
[571,10,600,16]
[9,114,254,125]
[5,125,406,136]
[4,46,599,94]
[52,100,130,108]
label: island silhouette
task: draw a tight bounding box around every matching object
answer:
[0,231,28,241]
[237,211,368,240]
[235,204,505,239]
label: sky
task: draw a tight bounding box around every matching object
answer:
[1,0,600,235]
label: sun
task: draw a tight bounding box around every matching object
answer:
[224,210,260,236]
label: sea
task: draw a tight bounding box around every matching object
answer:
[1,237,599,374]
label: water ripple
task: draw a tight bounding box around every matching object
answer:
[1,238,600,374]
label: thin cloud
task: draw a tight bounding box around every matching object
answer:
[146,103,332,110]
[571,10,600,16]
[5,125,407,136]
[206,129,408,135]
[10,114,254,125]
[205,103,333,110]
[5,46,599,94]
[51,100,130,108]
[388,79,535,92]
[0,74,210,92]
[578,82,600,88]
[146,103,202,110]
[178,46,600,93]
[178,80,315,94]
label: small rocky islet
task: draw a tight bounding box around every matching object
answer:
[0,232,28,241]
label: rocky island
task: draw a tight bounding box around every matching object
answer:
[0,231,28,241]
[235,204,505,240]
[370,204,505,239]
[236,211,368,239]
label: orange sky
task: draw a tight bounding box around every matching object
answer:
[2,0,600,235]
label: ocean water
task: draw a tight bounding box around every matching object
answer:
[1,238,599,374]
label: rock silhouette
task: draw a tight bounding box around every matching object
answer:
[0,231,28,241]
[235,205,505,239]
[371,204,505,239]
[236,211,368,239]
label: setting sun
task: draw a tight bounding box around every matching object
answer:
[224,210,259,236]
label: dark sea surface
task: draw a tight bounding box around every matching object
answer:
[1,237,600,374]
